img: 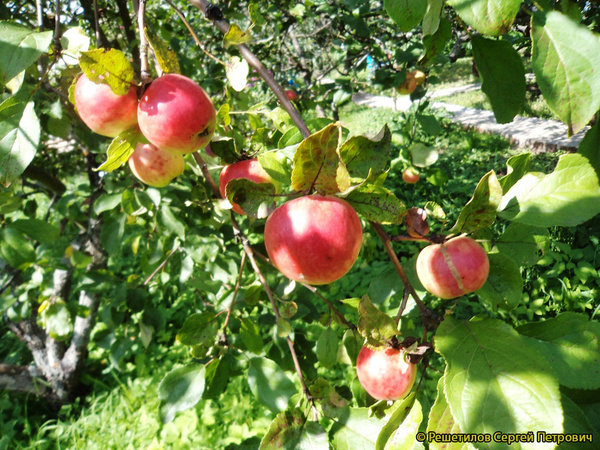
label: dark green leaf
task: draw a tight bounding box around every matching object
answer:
[579,120,600,179]
[450,170,502,234]
[158,364,206,423]
[0,22,53,85]
[496,222,549,266]
[344,184,406,225]
[291,123,350,195]
[176,312,218,347]
[339,125,391,179]
[419,17,452,67]
[11,219,59,244]
[100,213,126,257]
[240,316,263,355]
[532,11,600,135]
[160,205,185,239]
[472,35,526,124]
[0,226,36,269]
[316,327,339,369]
[248,357,297,413]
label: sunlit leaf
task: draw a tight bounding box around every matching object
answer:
[158,364,205,423]
[447,0,521,36]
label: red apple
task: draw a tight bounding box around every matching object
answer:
[356,346,417,401]
[264,195,362,285]
[416,236,489,299]
[284,89,298,101]
[219,159,273,215]
[128,142,185,188]
[402,168,420,184]
[137,74,216,154]
[74,73,138,137]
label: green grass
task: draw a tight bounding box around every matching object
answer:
[429,57,479,89]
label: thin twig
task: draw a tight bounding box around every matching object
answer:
[192,152,220,198]
[92,0,101,48]
[143,245,180,286]
[300,283,356,330]
[137,0,151,84]
[165,0,226,66]
[187,0,311,138]
[230,215,316,412]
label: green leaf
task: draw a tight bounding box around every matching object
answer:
[498,153,600,227]
[0,97,40,186]
[579,120,600,179]
[427,376,469,447]
[258,151,292,185]
[328,407,385,450]
[0,226,36,269]
[419,17,452,67]
[210,137,238,164]
[498,152,532,193]
[450,170,502,234]
[79,48,136,95]
[176,312,218,347]
[278,118,335,149]
[0,22,53,86]
[94,193,123,215]
[342,329,363,367]
[343,184,406,225]
[409,143,438,167]
[316,327,339,369]
[531,11,600,135]
[339,125,391,180]
[95,128,140,172]
[436,317,563,443]
[145,28,180,74]
[496,222,549,266]
[517,313,600,390]
[471,35,525,124]
[225,178,276,219]
[41,300,73,340]
[422,0,445,36]
[260,408,306,450]
[384,0,427,32]
[376,394,421,450]
[248,357,297,413]
[0,191,21,214]
[477,252,523,311]
[160,205,185,239]
[291,123,350,195]
[158,364,206,423]
[100,213,126,257]
[10,219,59,244]
[357,296,398,347]
[561,394,600,448]
[240,317,263,355]
[249,3,267,27]
[223,24,251,49]
[447,0,521,36]
[416,114,443,136]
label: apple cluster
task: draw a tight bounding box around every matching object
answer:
[74,73,217,188]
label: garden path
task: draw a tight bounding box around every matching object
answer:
[352,84,589,151]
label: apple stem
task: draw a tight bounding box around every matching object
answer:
[137,0,152,84]
[230,215,316,410]
[188,0,311,139]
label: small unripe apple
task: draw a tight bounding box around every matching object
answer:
[219,159,273,215]
[264,195,362,285]
[138,74,216,154]
[128,142,185,188]
[396,71,418,95]
[416,236,489,299]
[402,168,420,184]
[74,74,138,137]
[413,70,426,86]
[284,89,298,101]
[356,346,417,401]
